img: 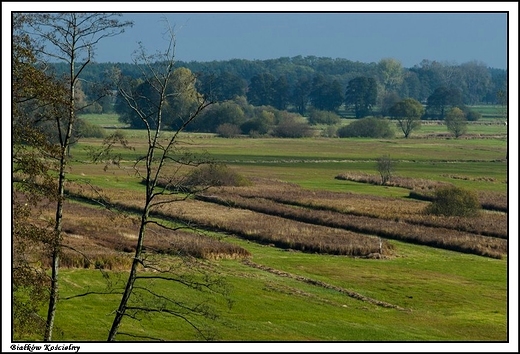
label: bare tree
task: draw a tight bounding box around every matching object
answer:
[107,21,224,341]
[376,155,395,185]
[23,13,132,341]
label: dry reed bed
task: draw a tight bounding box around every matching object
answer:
[64,185,385,257]
[335,172,507,212]
[196,193,506,259]
[64,181,506,258]
[33,199,250,270]
[215,181,507,239]
[153,199,386,256]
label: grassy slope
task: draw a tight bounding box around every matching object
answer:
[53,237,507,341]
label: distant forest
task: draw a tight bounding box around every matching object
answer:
[50,56,507,118]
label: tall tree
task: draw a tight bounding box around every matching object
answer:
[345,76,378,118]
[108,22,224,341]
[389,98,424,138]
[272,75,290,110]
[291,76,312,115]
[380,91,401,117]
[24,13,132,341]
[12,13,66,339]
[247,72,276,106]
[309,75,344,112]
[198,71,247,102]
[459,61,491,105]
[377,58,404,93]
[426,86,463,120]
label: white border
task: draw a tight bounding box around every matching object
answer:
[3,2,518,353]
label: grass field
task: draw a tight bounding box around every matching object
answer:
[16,112,512,346]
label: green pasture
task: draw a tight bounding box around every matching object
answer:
[35,113,510,342]
[80,113,126,128]
[50,234,506,342]
[471,105,507,119]
[71,128,507,194]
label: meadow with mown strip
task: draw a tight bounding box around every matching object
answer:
[21,113,510,343]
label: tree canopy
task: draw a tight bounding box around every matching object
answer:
[389,98,424,138]
[50,56,505,117]
[345,77,378,118]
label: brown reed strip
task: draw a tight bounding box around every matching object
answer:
[197,193,506,259]
[215,182,507,239]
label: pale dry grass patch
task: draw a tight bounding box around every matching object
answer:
[214,179,507,239]
[156,198,385,257]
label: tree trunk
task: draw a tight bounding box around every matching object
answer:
[107,207,149,341]
[44,154,66,341]
[44,55,75,341]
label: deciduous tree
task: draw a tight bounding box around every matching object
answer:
[291,76,312,115]
[23,12,132,341]
[389,98,424,138]
[445,107,468,138]
[247,72,276,106]
[345,77,378,118]
[107,21,228,341]
[12,13,64,339]
[309,75,344,112]
[426,86,462,119]
[376,155,395,185]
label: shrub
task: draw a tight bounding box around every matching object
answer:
[322,125,338,138]
[76,118,106,138]
[376,155,395,185]
[273,118,314,138]
[337,117,394,138]
[465,110,482,122]
[240,118,269,135]
[216,123,241,138]
[445,107,467,138]
[184,163,251,187]
[308,109,341,125]
[424,186,480,217]
[190,101,245,132]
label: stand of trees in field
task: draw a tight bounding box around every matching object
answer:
[50,55,507,139]
[51,56,507,113]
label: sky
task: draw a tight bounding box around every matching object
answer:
[3,2,513,69]
[89,11,509,69]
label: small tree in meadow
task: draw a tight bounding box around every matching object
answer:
[445,107,468,138]
[376,155,395,185]
[388,98,424,138]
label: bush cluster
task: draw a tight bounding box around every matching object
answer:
[76,118,106,138]
[184,163,251,187]
[424,186,480,217]
[337,117,394,138]
[308,109,341,125]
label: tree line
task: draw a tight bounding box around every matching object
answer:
[50,55,507,116]
[113,65,501,139]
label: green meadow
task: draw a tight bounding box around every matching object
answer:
[30,113,510,343]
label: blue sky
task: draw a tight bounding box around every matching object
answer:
[88,11,509,69]
[3,3,514,69]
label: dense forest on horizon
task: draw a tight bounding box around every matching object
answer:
[49,55,507,108]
